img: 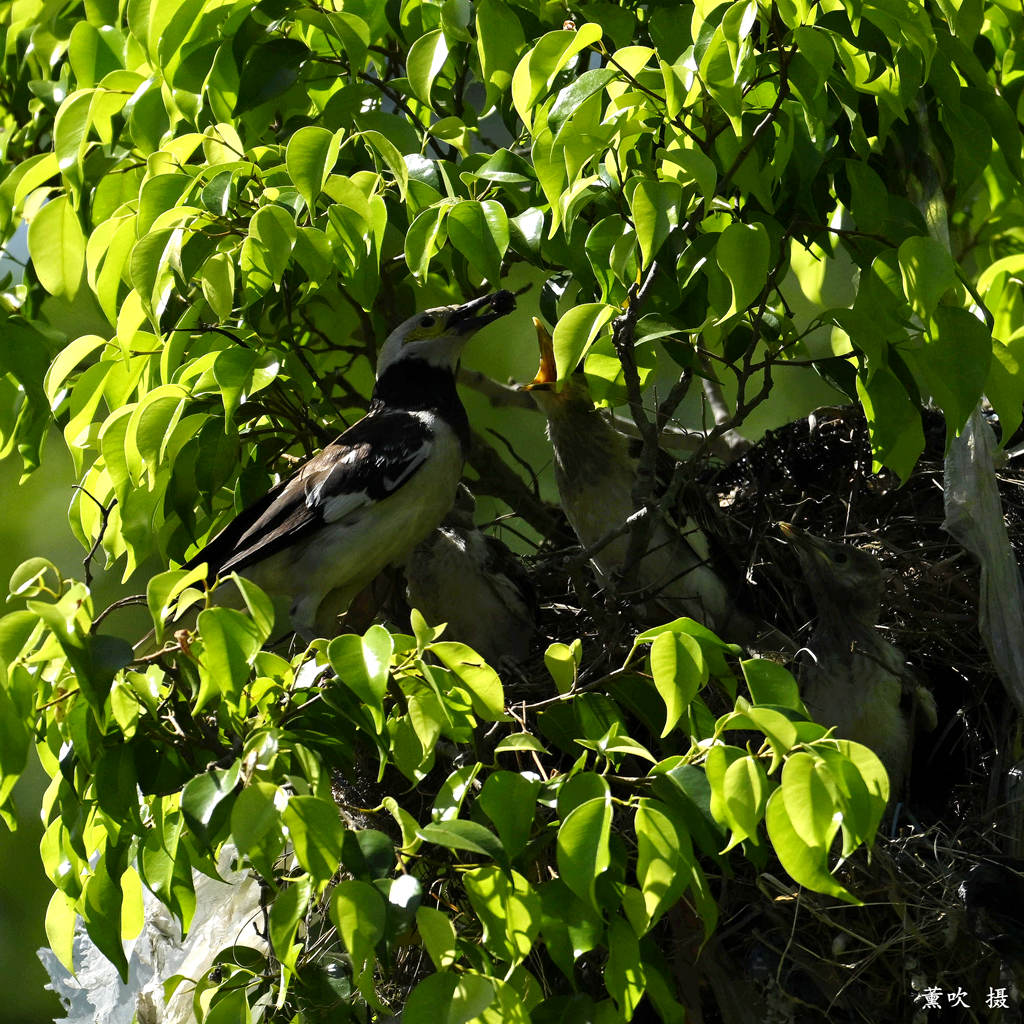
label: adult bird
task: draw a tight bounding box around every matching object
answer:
[523,317,753,641]
[779,522,936,797]
[177,291,516,643]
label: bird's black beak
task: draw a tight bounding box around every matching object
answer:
[446,290,516,335]
[521,317,557,391]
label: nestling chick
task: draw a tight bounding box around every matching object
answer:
[524,318,754,641]
[403,486,536,665]
[780,522,936,797]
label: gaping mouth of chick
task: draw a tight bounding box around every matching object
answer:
[448,290,516,334]
[522,316,557,391]
[779,522,830,564]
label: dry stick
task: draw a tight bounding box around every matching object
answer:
[457,367,536,410]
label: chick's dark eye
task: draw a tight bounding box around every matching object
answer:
[833,551,848,564]
[420,315,435,328]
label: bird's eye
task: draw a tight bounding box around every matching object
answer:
[420,315,436,328]
[833,551,848,564]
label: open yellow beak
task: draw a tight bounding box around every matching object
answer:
[522,316,558,391]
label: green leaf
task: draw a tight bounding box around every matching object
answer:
[138,799,190,920]
[494,732,549,755]
[53,90,93,185]
[0,610,41,665]
[201,252,235,322]
[145,565,209,642]
[897,236,958,320]
[446,199,509,286]
[27,195,86,299]
[908,306,991,436]
[539,879,603,978]
[328,625,394,729]
[549,67,616,134]
[127,384,188,479]
[405,204,450,279]
[269,875,310,974]
[464,865,541,963]
[358,130,410,201]
[416,905,457,970]
[429,641,505,720]
[605,914,646,1017]
[544,639,581,694]
[719,754,771,850]
[0,668,32,809]
[405,973,497,1024]
[129,227,179,320]
[230,781,286,877]
[659,147,717,202]
[556,795,612,910]
[433,764,480,822]
[45,891,77,974]
[856,366,924,481]
[418,819,507,865]
[780,750,841,849]
[231,574,276,638]
[69,22,124,88]
[181,761,240,844]
[81,849,129,981]
[476,0,526,108]
[634,799,692,932]
[282,795,344,883]
[741,658,805,712]
[286,126,341,212]
[407,29,450,106]
[234,38,310,114]
[629,179,682,269]
[212,348,259,425]
[551,302,617,379]
[764,787,860,903]
[699,27,743,131]
[330,879,387,1006]
[556,771,609,819]
[845,160,889,235]
[512,25,603,130]
[649,631,706,737]
[195,607,266,711]
[9,557,61,599]
[478,771,541,859]
[715,222,770,321]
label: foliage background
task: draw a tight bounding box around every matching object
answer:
[2,0,1024,1020]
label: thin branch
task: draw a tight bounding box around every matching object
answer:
[75,486,116,589]
[457,368,537,410]
[611,262,663,582]
[92,593,147,632]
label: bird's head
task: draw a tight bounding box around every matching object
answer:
[376,290,516,377]
[520,317,594,417]
[779,522,885,625]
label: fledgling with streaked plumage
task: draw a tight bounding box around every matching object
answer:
[523,317,756,642]
[404,485,536,665]
[780,522,937,798]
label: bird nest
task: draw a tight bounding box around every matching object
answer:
[710,405,1015,822]
[699,406,1024,1023]
[513,404,1024,1021]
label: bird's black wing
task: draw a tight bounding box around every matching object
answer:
[183,408,434,577]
